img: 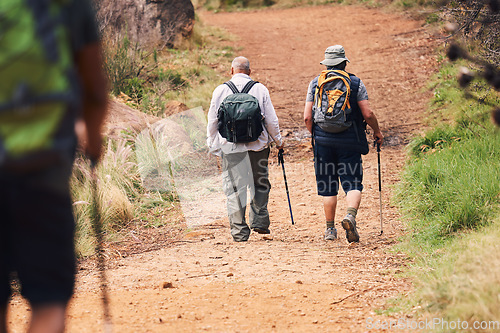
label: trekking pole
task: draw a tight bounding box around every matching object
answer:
[376,142,383,235]
[90,159,113,333]
[278,149,294,225]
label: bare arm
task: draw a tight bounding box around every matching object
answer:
[304,101,313,134]
[358,99,383,145]
[75,42,108,161]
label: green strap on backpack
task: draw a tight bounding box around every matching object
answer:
[0,0,75,164]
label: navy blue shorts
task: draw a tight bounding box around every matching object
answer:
[314,143,364,196]
[0,162,76,306]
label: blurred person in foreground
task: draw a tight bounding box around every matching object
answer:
[0,0,107,332]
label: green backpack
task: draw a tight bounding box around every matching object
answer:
[217,80,263,143]
[0,0,75,167]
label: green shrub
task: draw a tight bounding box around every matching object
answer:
[104,35,148,97]
[407,126,461,156]
[102,18,233,115]
[157,69,189,88]
[103,33,191,110]
[398,132,500,237]
[122,77,146,101]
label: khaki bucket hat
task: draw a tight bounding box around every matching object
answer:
[320,45,350,66]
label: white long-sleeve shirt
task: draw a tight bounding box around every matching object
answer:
[207,73,283,155]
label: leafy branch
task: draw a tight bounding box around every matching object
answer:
[443,0,500,125]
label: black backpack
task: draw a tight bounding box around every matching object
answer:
[217,80,263,143]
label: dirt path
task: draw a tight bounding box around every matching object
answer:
[8,5,437,333]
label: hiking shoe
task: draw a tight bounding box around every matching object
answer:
[341,214,359,243]
[324,227,337,240]
[253,227,271,234]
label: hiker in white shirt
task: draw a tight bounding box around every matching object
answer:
[207,56,283,242]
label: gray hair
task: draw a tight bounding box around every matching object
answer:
[231,56,250,72]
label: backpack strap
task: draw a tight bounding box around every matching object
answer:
[241,80,258,94]
[348,74,364,126]
[312,76,320,107]
[224,80,259,95]
[348,74,360,110]
[224,81,240,94]
[349,73,360,95]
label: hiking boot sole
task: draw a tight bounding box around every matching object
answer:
[342,218,359,243]
[253,227,271,234]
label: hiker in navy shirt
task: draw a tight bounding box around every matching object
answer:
[304,45,383,243]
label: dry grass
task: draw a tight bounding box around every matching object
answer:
[71,140,138,257]
[416,216,500,331]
